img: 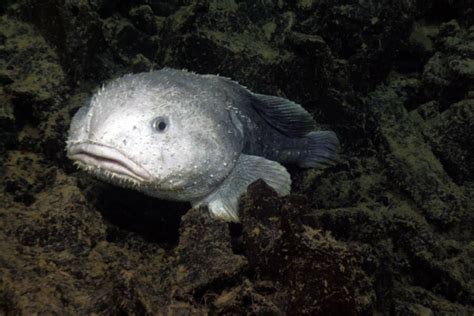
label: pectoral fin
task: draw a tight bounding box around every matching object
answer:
[192,154,291,222]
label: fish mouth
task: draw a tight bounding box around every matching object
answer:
[67,142,153,182]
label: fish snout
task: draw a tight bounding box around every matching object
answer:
[67,142,153,182]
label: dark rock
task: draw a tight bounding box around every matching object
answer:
[129,5,157,35]
[422,20,474,108]
[15,1,108,82]
[369,72,465,227]
[0,71,13,85]
[416,100,440,120]
[425,99,474,184]
[171,207,247,301]
[0,95,15,153]
[212,279,282,314]
[88,0,118,19]
[131,53,153,73]
[240,180,373,315]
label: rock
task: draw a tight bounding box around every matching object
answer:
[0,16,65,119]
[425,99,474,184]
[422,20,474,107]
[368,72,465,227]
[0,92,15,154]
[131,53,152,73]
[213,279,281,314]
[240,180,373,315]
[129,5,157,35]
[171,207,247,300]
[0,71,13,85]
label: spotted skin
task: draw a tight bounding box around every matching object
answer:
[66,68,339,221]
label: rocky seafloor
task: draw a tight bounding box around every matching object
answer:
[0,0,473,314]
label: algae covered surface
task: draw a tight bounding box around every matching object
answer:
[0,0,473,314]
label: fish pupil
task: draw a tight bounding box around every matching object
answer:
[152,116,168,132]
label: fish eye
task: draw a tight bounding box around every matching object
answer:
[151,116,169,132]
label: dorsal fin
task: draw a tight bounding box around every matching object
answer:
[209,74,317,137]
[249,93,317,137]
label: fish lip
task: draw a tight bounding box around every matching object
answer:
[67,141,153,182]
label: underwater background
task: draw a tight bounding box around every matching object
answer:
[0,0,472,314]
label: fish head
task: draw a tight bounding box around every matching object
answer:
[66,72,242,198]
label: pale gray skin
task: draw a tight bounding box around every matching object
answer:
[67,68,339,222]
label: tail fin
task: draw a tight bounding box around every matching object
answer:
[298,131,340,168]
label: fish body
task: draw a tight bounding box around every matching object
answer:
[66,68,339,221]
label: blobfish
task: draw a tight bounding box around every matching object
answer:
[66,68,339,222]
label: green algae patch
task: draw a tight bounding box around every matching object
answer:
[297,0,316,10]
[409,21,439,53]
[209,0,238,12]
[368,73,465,226]
[167,3,198,33]
[202,29,289,62]
[0,16,65,104]
[262,21,277,40]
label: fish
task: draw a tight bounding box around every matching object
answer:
[66,68,340,222]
